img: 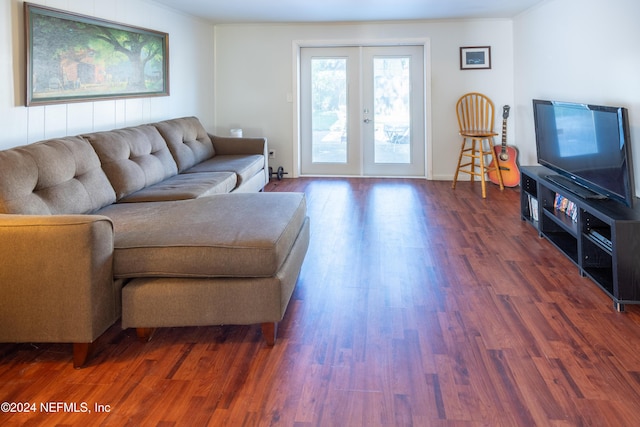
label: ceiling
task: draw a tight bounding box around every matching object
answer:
[151,0,546,24]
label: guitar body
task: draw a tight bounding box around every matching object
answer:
[488,145,520,187]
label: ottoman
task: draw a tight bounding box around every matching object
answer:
[96,192,310,344]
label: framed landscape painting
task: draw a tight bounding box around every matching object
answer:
[25,3,169,106]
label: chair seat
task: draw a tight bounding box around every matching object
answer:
[459,130,498,138]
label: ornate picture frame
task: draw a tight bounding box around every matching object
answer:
[25,3,169,106]
[460,46,491,70]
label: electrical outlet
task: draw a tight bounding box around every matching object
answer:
[269,150,276,159]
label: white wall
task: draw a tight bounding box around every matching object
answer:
[0,0,216,151]
[214,20,514,178]
[6,1,637,187]
[514,0,640,196]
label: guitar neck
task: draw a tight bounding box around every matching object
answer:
[501,119,507,146]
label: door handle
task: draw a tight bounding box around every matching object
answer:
[363,118,371,123]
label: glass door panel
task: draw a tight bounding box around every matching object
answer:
[301,47,360,175]
[363,46,425,177]
[311,58,347,164]
[373,56,411,164]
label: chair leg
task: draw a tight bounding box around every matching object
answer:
[487,139,505,190]
[452,138,467,189]
[470,140,478,184]
[478,140,488,198]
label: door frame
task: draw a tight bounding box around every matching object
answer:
[292,38,433,179]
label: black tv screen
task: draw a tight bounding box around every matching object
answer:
[533,99,636,207]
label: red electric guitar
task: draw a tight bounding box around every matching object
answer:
[488,105,520,187]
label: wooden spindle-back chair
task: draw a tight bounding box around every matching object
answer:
[452,92,504,198]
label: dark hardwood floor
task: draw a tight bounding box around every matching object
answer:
[2,178,640,426]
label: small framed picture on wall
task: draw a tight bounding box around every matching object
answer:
[460,46,491,70]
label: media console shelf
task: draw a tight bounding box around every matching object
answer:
[520,166,640,311]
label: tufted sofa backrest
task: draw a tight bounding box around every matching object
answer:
[84,125,179,201]
[0,136,117,215]
[153,116,215,173]
[0,117,218,214]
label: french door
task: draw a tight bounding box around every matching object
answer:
[300,45,425,177]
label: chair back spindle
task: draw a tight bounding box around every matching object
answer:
[456,92,495,133]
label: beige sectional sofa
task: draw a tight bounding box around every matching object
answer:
[0,117,309,367]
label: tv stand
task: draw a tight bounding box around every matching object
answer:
[521,166,640,311]
[544,174,607,200]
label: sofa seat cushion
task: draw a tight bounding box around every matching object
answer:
[96,192,307,279]
[184,154,264,188]
[118,172,237,203]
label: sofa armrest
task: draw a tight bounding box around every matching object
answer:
[210,135,268,157]
[0,214,118,344]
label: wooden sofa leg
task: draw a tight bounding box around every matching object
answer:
[73,342,96,369]
[136,327,156,343]
[261,322,277,346]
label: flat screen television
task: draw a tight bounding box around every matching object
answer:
[533,99,636,207]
